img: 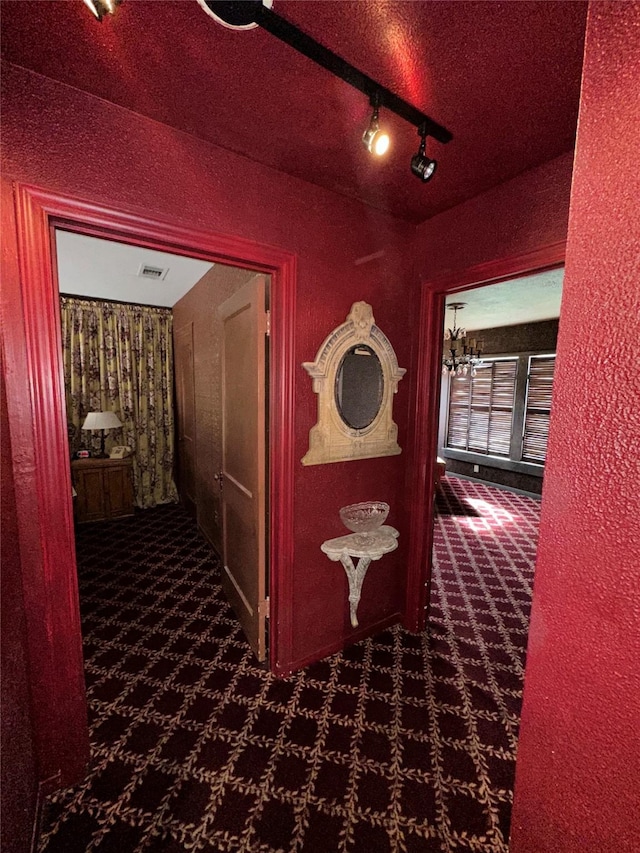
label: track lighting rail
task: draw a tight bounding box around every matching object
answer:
[85,0,452,181]
[255,5,453,145]
[88,0,453,150]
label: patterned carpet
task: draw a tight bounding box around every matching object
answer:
[38,476,540,853]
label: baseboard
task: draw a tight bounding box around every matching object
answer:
[195,523,399,678]
[274,612,403,677]
[447,471,542,500]
[31,772,61,853]
[197,522,222,559]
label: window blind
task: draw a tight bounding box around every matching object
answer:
[522,355,556,463]
[446,359,517,456]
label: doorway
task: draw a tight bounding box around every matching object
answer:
[405,242,566,632]
[438,269,563,495]
[57,229,272,661]
[9,185,296,788]
[432,266,563,670]
[424,266,564,842]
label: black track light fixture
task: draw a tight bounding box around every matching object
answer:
[362,93,390,156]
[411,124,437,182]
[82,0,452,186]
[199,4,453,141]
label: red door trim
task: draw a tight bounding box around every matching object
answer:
[10,185,88,786]
[405,240,566,632]
[10,184,297,787]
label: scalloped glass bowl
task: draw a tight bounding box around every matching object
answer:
[339,501,389,534]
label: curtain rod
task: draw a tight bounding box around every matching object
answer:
[59,293,173,312]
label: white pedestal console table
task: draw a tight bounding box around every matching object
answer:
[321,525,399,628]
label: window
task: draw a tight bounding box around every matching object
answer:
[522,355,556,463]
[446,358,518,456]
[445,352,556,471]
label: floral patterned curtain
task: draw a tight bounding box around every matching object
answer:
[60,296,178,509]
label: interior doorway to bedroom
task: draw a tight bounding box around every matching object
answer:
[56,228,271,662]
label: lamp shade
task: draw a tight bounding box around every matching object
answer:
[81,411,123,431]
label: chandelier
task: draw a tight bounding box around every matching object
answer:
[442,302,485,377]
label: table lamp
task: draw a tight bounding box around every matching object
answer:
[81,411,123,458]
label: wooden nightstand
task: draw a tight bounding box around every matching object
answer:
[71,457,134,523]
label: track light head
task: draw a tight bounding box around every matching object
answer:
[363,120,390,156]
[411,127,437,182]
[362,94,390,156]
[82,0,122,21]
[411,151,436,182]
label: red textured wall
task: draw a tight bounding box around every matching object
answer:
[0,354,38,853]
[0,60,415,674]
[511,4,640,851]
[413,150,574,279]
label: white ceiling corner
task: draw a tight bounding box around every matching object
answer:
[55,230,214,307]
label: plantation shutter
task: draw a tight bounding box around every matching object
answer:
[488,360,518,455]
[447,375,471,450]
[522,355,556,463]
[446,359,517,456]
[468,367,491,452]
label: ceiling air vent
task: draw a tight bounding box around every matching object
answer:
[137,263,168,281]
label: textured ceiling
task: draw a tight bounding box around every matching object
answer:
[445,268,564,333]
[0,0,588,222]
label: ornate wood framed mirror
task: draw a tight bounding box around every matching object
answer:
[302,302,406,465]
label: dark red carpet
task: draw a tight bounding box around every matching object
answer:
[38,476,539,852]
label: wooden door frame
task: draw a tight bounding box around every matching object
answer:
[8,183,296,788]
[404,241,566,631]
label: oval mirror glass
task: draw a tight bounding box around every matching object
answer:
[335,344,384,429]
